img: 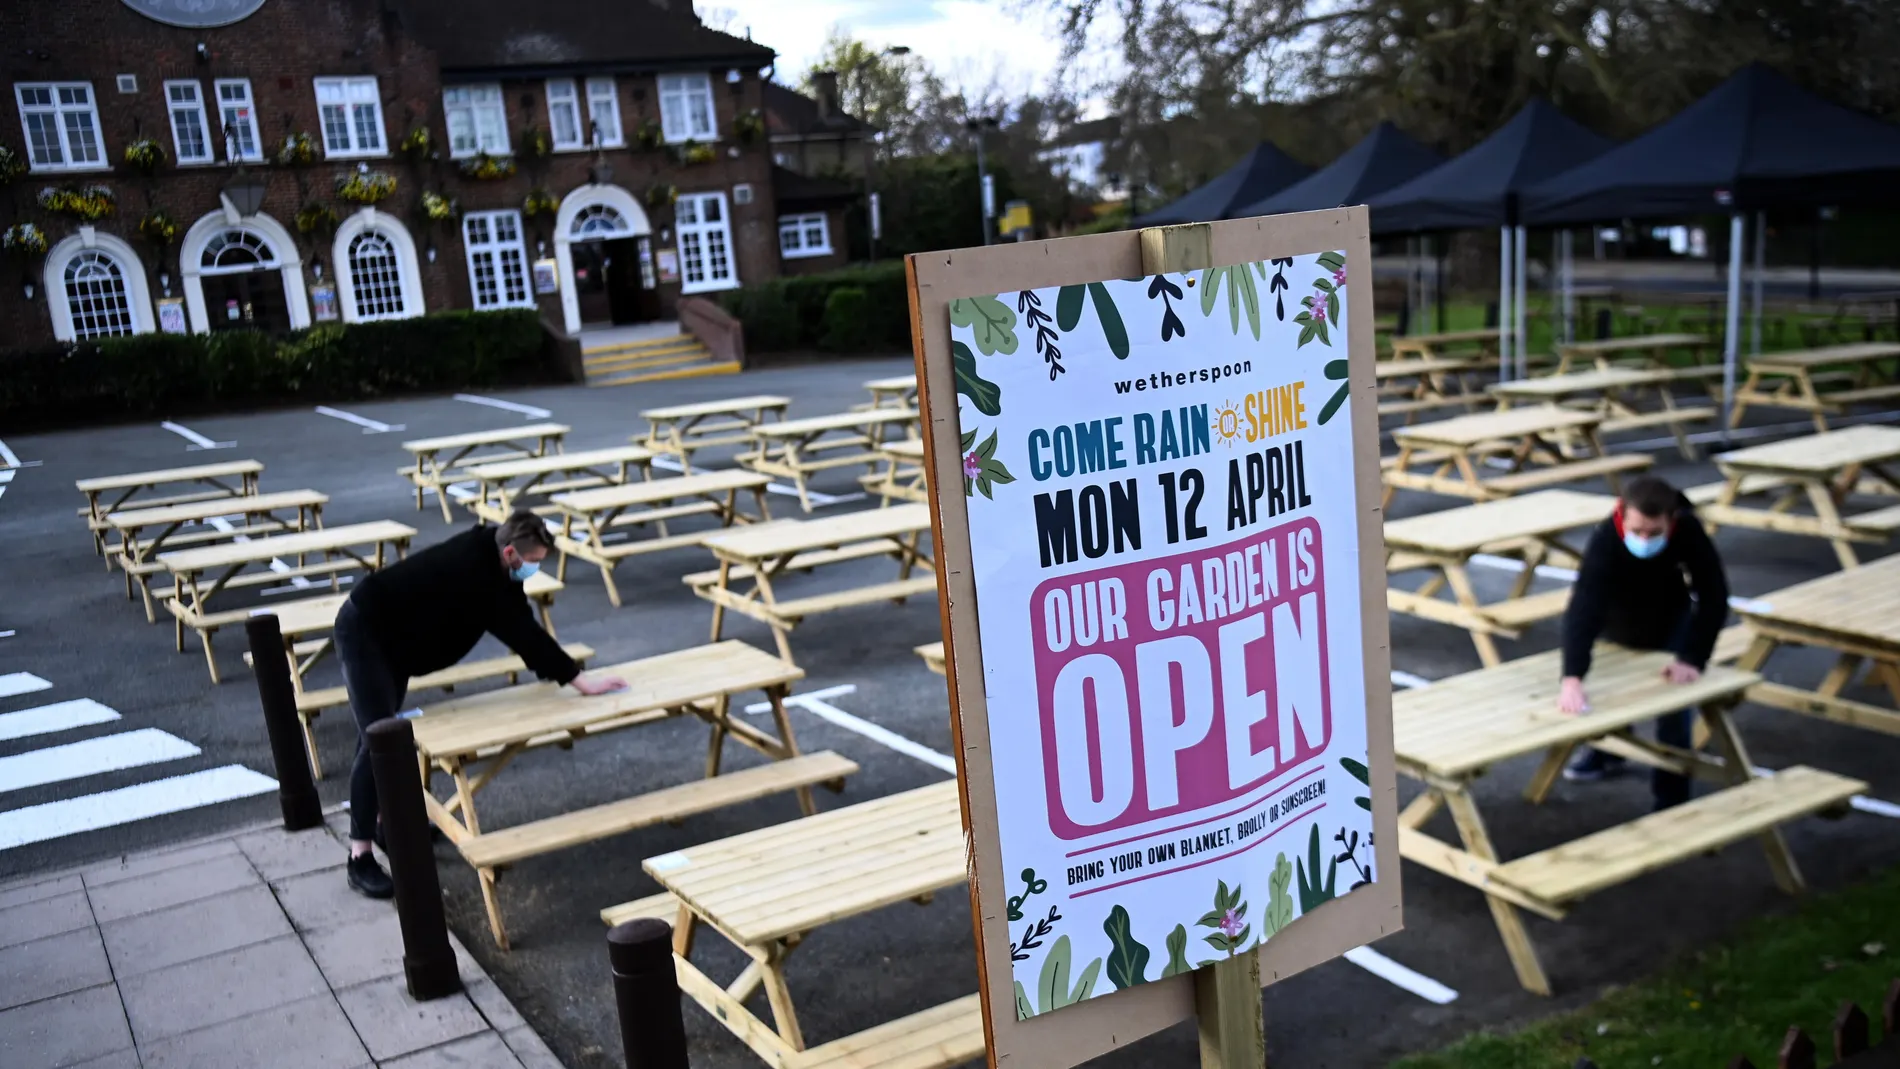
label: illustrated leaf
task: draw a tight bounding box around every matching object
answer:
[964,475,975,497]
[1103,905,1151,989]
[1204,933,1229,951]
[1356,796,1372,810]
[1015,980,1035,1020]
[1037,935,1072,1014]
[982,459,1015,484]
[1264,853,1294,938]
[1316,251,1345,272]
[1234,924,1251,947]
[960,428,977,451]
[950,295,1018,356]
[1067,958,1102,1006]
[1297,825,1339,912]
[1327,289,1340,326]
[1298,324,1317,348]
[1324,358,1349,380]
[977,476,994,500]
[1315,318,1331,346]
[1312,277,1335,293]
[976,430,998,460]
[1161,925,1191,977]
[1089,281,1129,358]
[1056,284,1086,331]
[952,340,1002,417]
[1196,909,1225,929]
[1253,261,1270,278]
[1199,266,1222,316]
[1216,880,1232,911]
[1293,311,1312,324]
[1341,758,1370,785]
[1318,381,1351,425]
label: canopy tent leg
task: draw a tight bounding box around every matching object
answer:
[1750,211,1766,356]
[1498,226,1514,381]
[1435,239,1447,332]
[1514,224,1529,379]
[1561,230,1575,344]
[1722,212,1745,438]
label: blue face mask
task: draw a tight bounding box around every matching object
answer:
[508,559,540,582]
[1623,531,1668,559]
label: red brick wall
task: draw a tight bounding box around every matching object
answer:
[776,206,850,276]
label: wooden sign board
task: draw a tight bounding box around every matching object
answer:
[907,209,1400,1067]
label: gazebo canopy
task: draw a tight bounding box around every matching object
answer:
[1525,64,1900,225]
[1370,99,1614,235]
[1240,122,1443,217]
[1134,142,1314,226]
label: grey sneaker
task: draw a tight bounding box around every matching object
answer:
[1562,748,1628,782]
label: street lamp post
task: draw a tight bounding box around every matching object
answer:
[965,116,1000,246]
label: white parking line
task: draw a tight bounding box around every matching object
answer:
[0,469,14,484]
[0,440,18,468]
[0,631,15,640]
[1343,946,1459,1003]
[743,684,956,774]
[1389,670,1433,690]
[647,456,866,507]
[454,394,551,419]
[0,699,121,742]
[160,421,234,450]
[314,406,405,433]
[0,729,200,794]
[0,765,278,851]
[1465,554,1770,614]
[0,672,54,700]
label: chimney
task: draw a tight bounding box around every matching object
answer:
[813,70,839,120]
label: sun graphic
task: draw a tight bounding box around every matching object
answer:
[1212,400,1244,447]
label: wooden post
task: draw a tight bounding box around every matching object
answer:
[244,615,323,831]
[1140,222,1267,1069]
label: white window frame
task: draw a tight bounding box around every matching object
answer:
[585,77,623,148]
[314,76,387,159]
[443,82,509,159]
[215,78,263,162]
[545,79,583,151]
[165,80,213,165]
[777,213,832,259]
[462,210,534,310]
[675,191,738,294]
[14,82,106,172]
[43,232,155,341]
[333,209,423,323]
[657,73,717,143]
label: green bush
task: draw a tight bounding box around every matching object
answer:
[819,287,872,352]
[719,262,911,354]
[0,309,550,432]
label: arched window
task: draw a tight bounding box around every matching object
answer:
[200,227,280,273]
[347,228,407,320]
[63,250,136,339]
[570,204,631,237]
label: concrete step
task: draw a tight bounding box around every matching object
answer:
[583,345,714,375]
[581,334,701,359]
[590,361,743,388]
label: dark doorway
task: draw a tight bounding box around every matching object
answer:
[571,241,612,325]
[574,236,660,327]
[204,271,291,333]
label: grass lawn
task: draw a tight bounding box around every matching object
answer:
[1394,864,1900,1069]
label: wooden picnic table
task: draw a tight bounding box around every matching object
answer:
[607,781,978,1067]
[410,640,855,947]
[1551,332,1711,376]
[551,469,773,607]
[1388,327,1500,362]
[108,489,328,622]
[462,445,654,524]
[1384,407,1652,507]
[1726,343,1900,432]
[1395,646,1864,994]
[400,423,568,523]
[1375,356,1486,421]
[76,459,263,556]
[1725,553,1900,739]
[1385,490,1613,667]
[157,520,415,682]
[741,409,919,512]
[859,439,929,504]
[1490,366,1716,460]
[691,502,935,662]
[638,395,790,472]
[855,373,918,411]
[916,641,945,675]
[1693,425,1900,570]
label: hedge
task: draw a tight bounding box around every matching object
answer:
[718,262,911,354]
[0,310,553,432]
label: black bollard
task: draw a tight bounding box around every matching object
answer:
[1595,307,1613,340]
[609,919,690,1069]
[1483,300,1498,328]
[366,718,462,1001]
[244,615,323,831]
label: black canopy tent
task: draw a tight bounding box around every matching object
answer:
[1240,121,1444,216]
[1133,141,1314,226]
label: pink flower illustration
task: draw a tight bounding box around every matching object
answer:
[963,451,983,478]
[1219,908,1243,939]
[1311,299,1328,324]
[1332,266,1348,286]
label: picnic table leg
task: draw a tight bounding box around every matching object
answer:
[1697,702,1805,895]
[749,569,797,663]
[1523,743,1577,804]
[759,944,807,1051]
[477,867,511,950]
[760,686,816,813]
[1398,790,1443,829]
[1440,563,1504,667]
[708,561,731,640]
[1443,790,1552,995]
[1799,480,1861,569]
[787,441,815,513]
[300,709,325,781]
[704,695,730,778]
[1381,443,1415,510]
[1450,449,1489,500]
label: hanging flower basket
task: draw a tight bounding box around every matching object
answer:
[138,208,179,246]
[336,170,397,205]
[399,127,433,162]
[2,222,48,258]
[519,127,552,160]
[632,119,665,152]
[458,153,516,181]
[0,145,25,185]
[643,182,677,209]
[420,191,455,221]
[277,132,318,167]
[522,188,560,218]
[38,184,116,221]
[732,109,765,145]
[295,202,340,235]
[123,138,167,176]
[676,141,717,166]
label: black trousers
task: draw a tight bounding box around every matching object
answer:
[1605,609,1697,807]
[335,600,409,843]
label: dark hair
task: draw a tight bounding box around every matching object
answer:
[495,510,555,553]
[1621,475,1678,518]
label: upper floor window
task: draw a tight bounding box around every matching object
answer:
[444,83,508,158]
[658,74,716,143]
[165,81,212,164]
[546,79,583,151]
[315,76,386,158]
[15,82,103,171]
[585,77,622,148]
[676,191,737,294]
[216,79,262,161]
[778,213,832,259]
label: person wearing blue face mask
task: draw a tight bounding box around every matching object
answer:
[1557,475,1730,810]
[332,511,626,898]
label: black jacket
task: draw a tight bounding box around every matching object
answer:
[347,525,580,684]
[1561,493,1729,678]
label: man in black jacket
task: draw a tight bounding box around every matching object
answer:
[1558,475,1730,809]
[336,511,625,898]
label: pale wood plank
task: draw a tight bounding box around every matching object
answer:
[157,520,414,571]
[400,423,569,453]
[76,459,263,493]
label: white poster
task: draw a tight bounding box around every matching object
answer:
[948,251,1376,1018]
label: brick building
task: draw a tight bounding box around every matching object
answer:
[0,0,856,346]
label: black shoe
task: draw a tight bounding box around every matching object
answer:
[1562,748,1628,782]
[346,851,395,899]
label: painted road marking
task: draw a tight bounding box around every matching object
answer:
[648,456,866,507]
[0,699,121,742]
[454,394,552,419]
[0,729,199,795]
[159,421,234,450]
[314,406,405,433]
[0,469,13,483]
[0,765,277,851]
[1389,670,1434,690]
[1466,554,1769,614]
[1343,946,1459,1004]
[0,673,53,700]
[743,684,955,774]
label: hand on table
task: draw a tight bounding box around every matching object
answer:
[571,673,628,696]
[1661,660,1702,685]
[1557,676,1589,715]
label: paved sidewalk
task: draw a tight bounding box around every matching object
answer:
[0,814,564,1069]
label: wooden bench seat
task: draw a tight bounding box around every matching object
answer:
[460,750,856,871]
[682,538,909,589]
[1685,474,1797,505]
[1378,396,1474,416]
[1481,453,1653,495]
[1826,383,1900,405]
[600,891,680,928]
[1710,624,1754,666]
[1600,406,1717,433]
[1491,766,1864,905]
[293,643,596,716]
[748,449,886,474]
[1847,503,1900,534]
[1478,588,1573,629]
[77,488,238,519]
[767,577,938,623]
[152,558,368,608]
[789,995,984,1069]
